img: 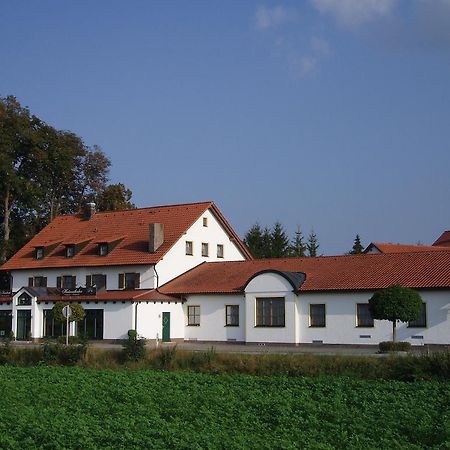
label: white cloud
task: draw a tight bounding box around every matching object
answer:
[255,6,291,30]
[311,0,398,26]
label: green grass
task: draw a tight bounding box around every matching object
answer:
[0,366,448,449]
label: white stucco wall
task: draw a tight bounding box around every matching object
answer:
[184,295,245,342]
[10,265,156,292]
[297,290,450,345]
[155,208,247,285]
[244,273,299,344]
[135,301,185,341]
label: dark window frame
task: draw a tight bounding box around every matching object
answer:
[255,297,285,327]
[225,305,239,327]
[185,241,193,256]
[35,247,44,260]
[309,304,326,328]
[217,244,224,258]
[201,242,209,257]
[66,245,75,258]
[98,243,109,256]
[187,305,200,326]
[408,303,427,328]
[356,303,374,328]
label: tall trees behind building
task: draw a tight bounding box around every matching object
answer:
[0,95,135,262]
[244,223,317,258]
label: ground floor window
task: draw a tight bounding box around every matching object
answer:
[225,305,239,326]
[187,306,200,326]
[356,303,374,327]
[43,309,67,338]
[0,310,12,337]
[77,309,104,339]
[309,304,326,327]
[408,303,427,328]
[255,298,285,327]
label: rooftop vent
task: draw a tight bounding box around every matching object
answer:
[149,223,164,253]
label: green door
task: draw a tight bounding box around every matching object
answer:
[162,312,170,342]
[17,310,31,340]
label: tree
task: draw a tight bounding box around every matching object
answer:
[52,302,85,324]
[350,234,364,254]
[0,96,40,262]
[306,229,320,257]
[261,226,273,258]
[289,225,307,257]
[270,222,290,258]
[243,223,264,258]
[369,285,423,342]
[97,183,135,211]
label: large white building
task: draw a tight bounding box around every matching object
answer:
[1,202,450,346]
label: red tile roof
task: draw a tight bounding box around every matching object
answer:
[1,202,252,271]
[160,251,450,294]
[366,242,450,253]
[433,231,450,247]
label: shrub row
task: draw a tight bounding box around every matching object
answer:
[379,341,412,352]
[1,339,449,380]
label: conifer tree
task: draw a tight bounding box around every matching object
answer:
[350,234,364,254]
[261,226,273,258]
[289,225,307,257]
[270,222,290,258]
[243,223,264,258]
[307,229,320,257]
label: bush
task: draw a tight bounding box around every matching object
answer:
[56,336,80,345]
[122,330,146,362]
[42,341,87,365]
[155,345,177,369]
[379,341,412,353]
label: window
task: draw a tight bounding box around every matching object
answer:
[98,243,109,256]
[309,304,326,327]
[86,274,107,290]
[35,247,44,260]
[217,244,224,258]
[203,217,208,227]
[226,305,239,326]
[408,303,427,328]
[43,309,67,338]
[118,273,140,290]
[17,293,32,306]
[77,309,104,339]
[28,276,47,288]
[256,298,285,327]
[66,245,75,258]
[356,304,374,327]
[57,276,76,290]
[201,243,209,257]
[185,241,193,256]
[187,306,200,326]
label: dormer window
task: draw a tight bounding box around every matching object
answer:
[35,247,44,260]
[66,245,75,258]
[98,243,108,256]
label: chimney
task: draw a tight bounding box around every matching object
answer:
[84,202,96,220]
[149,223,164,252]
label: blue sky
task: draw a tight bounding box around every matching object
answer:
[1,0,450,254]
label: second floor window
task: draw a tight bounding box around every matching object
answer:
[217,244,224,258]
[201,243,209,257]
[86,274,107,290]
[118,273,140,290]
[57,276,76,290]
[185,241,193,256]
[28,276,47,288]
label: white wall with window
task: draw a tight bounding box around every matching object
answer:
[184,295,245,342]
[297,290,450,345]
[11,265,156,292]
[244,272,299,343]
[155,208,246,286]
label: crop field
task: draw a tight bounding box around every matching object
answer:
[0,367,448,449]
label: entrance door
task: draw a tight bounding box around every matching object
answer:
[77,309,104,340]
[162,312,170,342]
[16,310,31,340]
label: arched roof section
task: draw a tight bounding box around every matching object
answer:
[244,270,306,293]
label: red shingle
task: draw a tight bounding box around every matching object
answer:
[1,201,251,270]
[160,251,450,294]
[367,242,450,253]
[433,231,450,247]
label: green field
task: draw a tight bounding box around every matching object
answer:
[0,367,448,449]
